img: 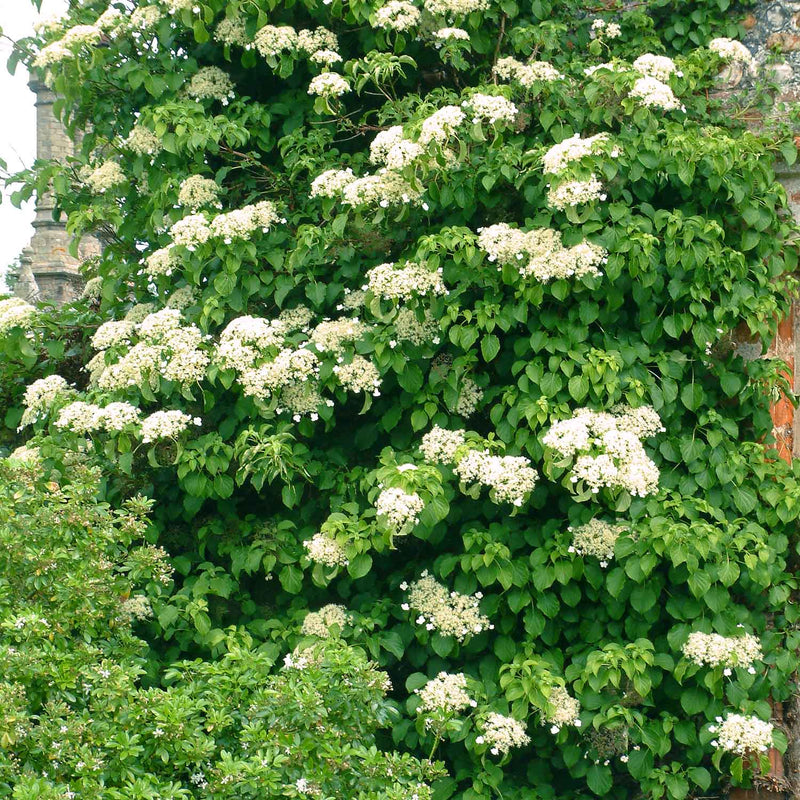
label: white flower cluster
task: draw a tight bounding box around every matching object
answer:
[419,105,465,145]
[163,0,196,13]
[591,19,621,39]
[420,426,466,464]
[279,305,315,331]
[310,318,367,353]
[310,49,342,66]
[394,308,440,345]
[94,309,209,390]
[405,572,491,641]
[140,409,199,443]
[177,175,222,210]
[477,223,607,282]
[130,6,164,29]
[547,175,606,210]
[455,376,483,417]
[494,56,563,86]
[375,1,421,31]
[125,125,162,157]
[169,201,283,249]
[629,77,684,112]
[92,319,135,350]
[215,315,285,373]
[543,406,662,497]
[370,126,423,169]
[333,355,382,395]
[416,672,476,715]
[297,27,339,55]
[375,487,425,535]
[310,168,356,198]
[308,72,350,98]
[166,286,196,310]
[20,375,71,428]
[477,713,530,755]
[215,17,251,48]
[254,25,298,57]
[455,450,538,506]
[342,170,423,207]
[83,161,126,194]
[209,201,283,243]
[632,53,682,81]
[434,27,470,41]
[364,262,447,300]
[709,714,773,756]
[33,24,101,68]
[0,297,36,336]
[54,400,104,434]
[542,132,617,175]
[462,93,518,126]
[682,632,762,672]
[239,348,321,401]
[709,38,755,69]
[568,519,627,567]
[424,0,489,16]
[303,533,349,567]
[301,604,351,637]
[544,685,582,733]
[144,246,179,278]
[185,67,235,104]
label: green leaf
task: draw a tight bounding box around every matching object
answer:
[348,553,373,579]
[481,334,501,362]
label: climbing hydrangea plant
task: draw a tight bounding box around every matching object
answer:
[4,0,800,797]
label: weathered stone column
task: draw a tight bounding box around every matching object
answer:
[18,77,86,304]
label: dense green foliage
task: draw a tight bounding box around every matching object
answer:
[4,0,800,797]
[0,450,441,799]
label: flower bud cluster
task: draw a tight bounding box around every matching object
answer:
[543,406,662,497]
[568,519,627,566]
[375,487,425,535]
[177,175,222,210]
[303,533,349,567]
[477,223,607,282]
[454,376,483,417]
[215,17,251,48]
[342,170,423,207]
[544,685,582,732]
[416,672,476,715]
[375,1,421,31]
[547,175,606,210]
[708,714,773,756]
[93,309,209,391]
[682,632,762,672]
[434,27,470,42]
[255,25,298,56]
[125,125,162,157]
[632,53,682,81]
[542,133,617,175]
[462,93,518,126]
[494,57,563,85]
[591,19,621,39]
[424,0,490,15]
[709,38,755,69]
[20,375,71,428]
[365,262,447,300]
[0,297,36,336]
[333,355,382,395]
[310,168,357,198]
[301,603,351,637]
[454,450,538,506]
[477,713,530,755]
[144,245,180,278]
[420,426,467,464]
[310,318,367,353]
[209,201,283,243]
[629,76,684,111]
[308,72,351,98]
[418,105,466,145]
[185,66,235,104]
[82,161,127,194]
[405,571,492,641]
[140,409,199,443]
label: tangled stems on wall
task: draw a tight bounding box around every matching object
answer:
[4,0,800,797]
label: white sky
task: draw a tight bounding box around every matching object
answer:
[0,0,68,285]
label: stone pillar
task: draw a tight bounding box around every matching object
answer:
[18,77,87,304]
